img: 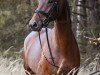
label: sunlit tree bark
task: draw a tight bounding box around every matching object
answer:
[76,0,87,55]
[75,0,100,59]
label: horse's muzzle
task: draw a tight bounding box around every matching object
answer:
[29,20,43,31]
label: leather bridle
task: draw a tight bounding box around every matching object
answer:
[30,0,59,31]
[30,0,59,67]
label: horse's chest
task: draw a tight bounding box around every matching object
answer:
[42,42,62,66]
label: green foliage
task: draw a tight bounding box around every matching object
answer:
[0,0,36,50]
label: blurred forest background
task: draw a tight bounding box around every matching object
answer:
[0,0,100,75]
[0,0,100,60]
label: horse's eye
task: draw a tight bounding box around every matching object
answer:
[48,0,53,4]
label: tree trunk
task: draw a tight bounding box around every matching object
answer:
[76,0,100,60]
[76,0,88,61]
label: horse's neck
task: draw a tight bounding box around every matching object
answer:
[54,8,79,58]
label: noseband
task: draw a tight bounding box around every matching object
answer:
[30,0,59,31]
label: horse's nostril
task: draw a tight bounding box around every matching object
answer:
[30,22,39,30]
[32,22,38,28]
[29,21,43,31]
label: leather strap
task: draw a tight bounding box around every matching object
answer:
[35,10,49,18]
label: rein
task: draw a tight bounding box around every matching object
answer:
[45,28,56,66]
[33,0,59,67]
[38,28,58,67]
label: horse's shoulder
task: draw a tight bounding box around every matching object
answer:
[24,28,53,46]
[24,31,38,43]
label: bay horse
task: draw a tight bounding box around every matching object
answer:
[23,0,80,75]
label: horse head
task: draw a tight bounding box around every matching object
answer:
[29,0,63,31]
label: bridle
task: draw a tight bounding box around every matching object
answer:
[30,0,59,31]
[30,0,59,67]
